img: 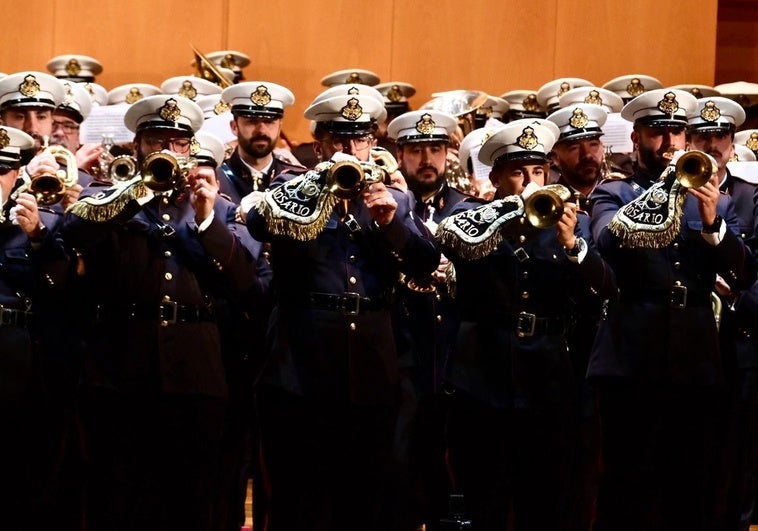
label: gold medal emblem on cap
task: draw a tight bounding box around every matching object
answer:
[416,113,436,135]
[19,75,41,97]
[190,137,201,156]
[221,54,236,69]
[84,83,95,99]
[522,94,539,112]
[179,80,198,100]
[657,92,679,114]
[346,72,363,84]
[159,98,182,122]
[214,99,231,115]
[341,97,363,121]
[65,58,82,76]
[251,85,272,106]
[627,78,645,97]
[585,90,603,106]
[569,108,590,129]
[517,126,538,150]
[387,85,403,103]
[700,101,721,122]
[0,128,9,149]
[557,81,571,98]
[691,88,702,97]
[746,132,758,152]
[125,87,144,104]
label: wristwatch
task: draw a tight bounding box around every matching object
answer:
[702,215,722,234]
[565,237,586,257]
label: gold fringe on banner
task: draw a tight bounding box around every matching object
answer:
[67,177,149,222]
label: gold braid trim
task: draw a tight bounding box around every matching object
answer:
[607,183,686,249]
[66,178,150,222]
[256,189,339,242]
[436,220,508,260]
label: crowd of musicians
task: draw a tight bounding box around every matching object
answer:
[2,52,758,531]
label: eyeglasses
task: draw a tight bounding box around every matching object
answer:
[329,134,373,152]
[52,121,80,133]
[142,136,193,155]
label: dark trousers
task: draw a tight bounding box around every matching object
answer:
[445,389,576,531]
[593,380,725,531]
[79,387,226,531]
[256,386,395,531]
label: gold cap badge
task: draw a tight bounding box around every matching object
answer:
[251,85,272,106]
[569,108,590,129]
[627,78,645,97]
[159,98,182,121]
[746,132,758,152]
[346,72,362,84]
[19,75,41,97]
[584,90,603,106]
[387,85,403,103]
[65,58,82,76]
[0,128,9,149]
[657,92,679,114]
[415,113,436,134]
[214,99,230,115]
[179,81,198,100]
[517,126,538,150]
[341,97,363,120]
[522,94,539,112]
[125,87,144,104]
[700,100,721,122]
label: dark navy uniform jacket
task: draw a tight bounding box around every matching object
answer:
[63,184,259,399]
[441,199,616,409]
[0,206,68,400]
[399,182,470,394]
[588,168,757,385]
[218,150,305,203]
[247,174,440,407]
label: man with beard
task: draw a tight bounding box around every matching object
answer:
[547,103,609,211]
[219,81,304,220]
[546,102,610,530]
[215,80,302,531]
[384,109,463,530]
[689,96,758,530]
[588,88,756,531]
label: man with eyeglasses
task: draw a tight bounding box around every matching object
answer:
[0,72,94,210]
[63,94,261,531]
[247,85,440,531]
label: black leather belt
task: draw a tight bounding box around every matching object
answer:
[93,302,216,325]
[620,286,710,308]
[308,292,387,315]
[507,312,566,338]
[0,306,32,328]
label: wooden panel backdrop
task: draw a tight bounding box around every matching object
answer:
[0,0,730,143]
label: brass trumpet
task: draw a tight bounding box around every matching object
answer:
[675,150,717,189]
[18,142,79,206]
[141,151,197,192]
[523,184,571,229]
[326,159,386,199]
[107,155,138,182]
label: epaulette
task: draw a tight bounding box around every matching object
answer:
[67,176,149,222]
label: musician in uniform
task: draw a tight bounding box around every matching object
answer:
[435,119,616,531]
[688,96,758,529]
[219,81,305,219]
[0,125,70,528]
[247,88,440,531]
[382,109,463,530]
[63,94,260,531]
[588,88,757,531]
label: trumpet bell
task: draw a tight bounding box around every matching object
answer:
[141,151,197,192]
[524,185,570,229]
[28,144,79,205]
[675,150,717,189]
[108,155,137,182]
[327,160,365,199]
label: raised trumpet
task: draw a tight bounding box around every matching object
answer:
[107,155,138,182]
[523,184,571,229]
[325,159,386,199]
[675,150,717,189]
[18,140,78,206]
[141,151,197,192]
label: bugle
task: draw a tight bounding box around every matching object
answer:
[20,141,78,206]
[523,184,571,229]
[326,159,386,199]
[675,150,717,189]
[141,151,197,192]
